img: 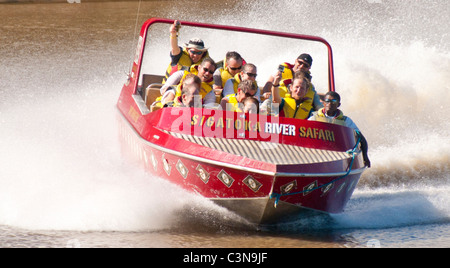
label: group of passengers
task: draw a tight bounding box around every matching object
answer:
[150,21,370,167]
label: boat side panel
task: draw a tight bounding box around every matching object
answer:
[117,113,275,199]
[154,107,358,152]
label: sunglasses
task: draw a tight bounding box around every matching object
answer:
[323,99,339,104]
[202,67,214,74]
[229,66,242,71]
[189,50,203,55]
[297,60,311,68]
[245,73,257,78]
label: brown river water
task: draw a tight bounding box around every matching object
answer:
[0,0,449,250]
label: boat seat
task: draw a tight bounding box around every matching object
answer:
[145,84,163,109]
[136,74,163,100]
[142,74,164,88]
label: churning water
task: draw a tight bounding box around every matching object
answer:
[0,0,449,248]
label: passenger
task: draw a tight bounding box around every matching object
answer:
[212,51,244,96]
[262,53,322,109]
[308,91,371,167]
[222,63,261,101]
[164,74,202,108]
[161,57,217,106]
[242,96,260,114]
[163,20,210,83]
[270,70,316,119]
[220,80,257,112]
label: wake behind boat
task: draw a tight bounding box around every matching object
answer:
[117,18,367,224]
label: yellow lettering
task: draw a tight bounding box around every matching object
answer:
[199,116,206,126]
[235,119,242,130]
[306,128,313,138]
[318,129,325,140]
[191,115,199,126]
[217,117,224,128]
[226,118,233,128]
[313,128,319,139]
[255,122,261,132]
[325,130,332,141]
[299,127,306,137]
[128,106,140,123]
[298,126,336,142]
[206,117,214,127]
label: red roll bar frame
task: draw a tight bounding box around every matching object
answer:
[134,17,335,92]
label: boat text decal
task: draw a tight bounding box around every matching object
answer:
[189,115,335,142]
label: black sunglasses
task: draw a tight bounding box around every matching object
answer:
[189,50,203,55]
[323,99,338,104]
[229,66,242,71]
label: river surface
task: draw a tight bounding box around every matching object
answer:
[0,0,449,249]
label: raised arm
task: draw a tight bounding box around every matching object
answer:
[262,75,275,98]
[271,71,283,104]
[170,20,181,56]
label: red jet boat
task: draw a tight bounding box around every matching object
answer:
[117,18,367,224]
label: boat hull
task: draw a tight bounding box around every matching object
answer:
[117,105,365,224]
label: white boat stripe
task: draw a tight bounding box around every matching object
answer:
[163,130,351,165]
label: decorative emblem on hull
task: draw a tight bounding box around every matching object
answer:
[336,182,346,195]
[196,165,210,184]
[347,179,356,193]
[151,152,158,171]
[162,153,171,176]
[303,180,318,196]
[321,182,334,197]
[243,175,262,192]
[176,160,188,179]
[281,180,297,194]
[217,170,234,188]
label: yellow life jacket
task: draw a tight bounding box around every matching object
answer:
[280,62,295,80]
[174,67,214,100]
[277,62,313,98]
[278,83,291,98]
[276,63,294,98]
[218,67,234,88]
[281,85,315,119]
[163,48,209,83]
[313,108,347,126]
[223,94,243,112]
[228,74,259,95]
[217,56,248,88]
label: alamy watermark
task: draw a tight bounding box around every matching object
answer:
[67,0,81,3]
[167,98,282,144]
